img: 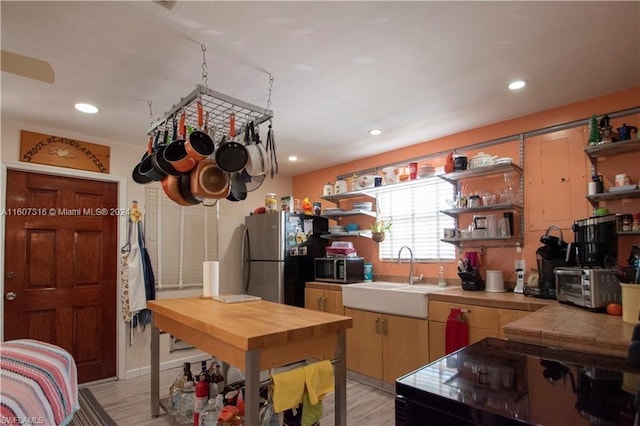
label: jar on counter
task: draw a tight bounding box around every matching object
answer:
[265,193,278,212]
[633,213,640,232]
[621,214,633,232]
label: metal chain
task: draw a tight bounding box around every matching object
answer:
[147,101,154,127]
[201,44,208,88]
[265,73,274,124]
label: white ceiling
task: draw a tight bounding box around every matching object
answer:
[2,1,639,176]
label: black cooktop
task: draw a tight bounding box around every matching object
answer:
[396,338,640,426]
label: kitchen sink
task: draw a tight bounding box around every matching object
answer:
[342,281,449,319]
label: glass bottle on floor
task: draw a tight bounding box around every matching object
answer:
[176,381,196,424]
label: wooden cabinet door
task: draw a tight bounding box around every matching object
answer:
[304,288,323,311]
[323,289,344,315]
[525,126,590,232]
[382,314,429,384]
[345,308,382,379]
[428,320,446,362]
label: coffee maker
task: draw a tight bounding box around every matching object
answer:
[571,214,618,267]
[526,225,567,299]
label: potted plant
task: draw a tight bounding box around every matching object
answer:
[370,218,392,242]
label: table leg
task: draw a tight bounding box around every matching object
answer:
[244,350,260,426]
[150,325,160,417]
[335,329,347,426]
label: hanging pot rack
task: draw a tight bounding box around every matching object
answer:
[147,84,273,138]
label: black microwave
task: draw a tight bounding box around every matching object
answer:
[314,257,364,283]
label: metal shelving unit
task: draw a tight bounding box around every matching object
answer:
[437,160,525,249]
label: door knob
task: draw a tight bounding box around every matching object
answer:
[6,271,16,279]
[5,292,16,301]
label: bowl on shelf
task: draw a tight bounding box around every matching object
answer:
[344,223,359,232]
[355,175,378,189]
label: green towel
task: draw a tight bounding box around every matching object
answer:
[302,391,322,426]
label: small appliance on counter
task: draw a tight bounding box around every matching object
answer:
[314,256,364,283]
[572,214,618,267]
[525,225,567,299]
[396,337,640,426]
[555,267,621,311]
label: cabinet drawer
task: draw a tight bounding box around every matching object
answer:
[429,301,500,332]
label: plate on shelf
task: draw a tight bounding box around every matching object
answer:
[323,208,344,214]
[608,184,638,192]
[494,157,513,164]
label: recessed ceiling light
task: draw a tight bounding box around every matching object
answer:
[508,80,527,91]
[369,129,382,136]
[288,155,298,161]
[74,103,99,113]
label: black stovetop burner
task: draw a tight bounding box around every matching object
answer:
[396,338,640,426]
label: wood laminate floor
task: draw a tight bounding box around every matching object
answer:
[85,367,396,425]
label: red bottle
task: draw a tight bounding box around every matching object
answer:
[193,374,209,426]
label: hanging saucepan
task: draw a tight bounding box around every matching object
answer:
[161,174,191,206]
[244,121,267,178]
[179,173,202,205]
[132,152,153,184]
[151,128,181,177]
[190,159,230,199]
[226,170,247,202]
[163,112,196,173]
[215,112,248,173]
[185,101,215,162]
[139,143,166,182]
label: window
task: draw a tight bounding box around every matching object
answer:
[144,187,219,290]
[376,177,456,261]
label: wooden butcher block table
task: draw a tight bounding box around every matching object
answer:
[148,297,353,425]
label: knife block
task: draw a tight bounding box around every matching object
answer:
[458,268,485,291]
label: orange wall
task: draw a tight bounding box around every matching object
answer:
[293,87,640,283]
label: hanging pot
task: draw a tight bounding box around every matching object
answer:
[151,129,181,176]
[190,159,230,199]
[185,101,215,162]
[179,173,202,205]
[163,114,196,173]
[215,113,248,173]
[244,121,267,178]
[132,153,153,184]
[226,171,248,202]
[161,175,191,206]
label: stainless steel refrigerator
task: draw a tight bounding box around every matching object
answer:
[243,212,328,307]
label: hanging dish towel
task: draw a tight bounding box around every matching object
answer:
[445,307,469,354]
[270,366,306,413]
[127,217,148,315]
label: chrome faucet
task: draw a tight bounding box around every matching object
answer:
[397,245,420,285]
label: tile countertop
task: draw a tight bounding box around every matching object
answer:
[306,282,636,359]
[429,287,635,359]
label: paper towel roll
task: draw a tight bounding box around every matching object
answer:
[203,261,219,298]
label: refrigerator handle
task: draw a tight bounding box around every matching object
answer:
[242,225,251,293]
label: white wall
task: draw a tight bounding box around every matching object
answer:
[0,114,292,378]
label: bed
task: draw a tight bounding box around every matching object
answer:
[0,339,79,425]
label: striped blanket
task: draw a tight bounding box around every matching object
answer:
[1,339,79,426]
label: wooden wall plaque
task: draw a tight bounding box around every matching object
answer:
[19,130,110,173]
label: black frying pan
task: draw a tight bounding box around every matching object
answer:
[215,113,248,173]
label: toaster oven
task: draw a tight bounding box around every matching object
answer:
[555,267,621,310]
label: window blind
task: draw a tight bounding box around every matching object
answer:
[376,177,456,261]
[144,187,219,289]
